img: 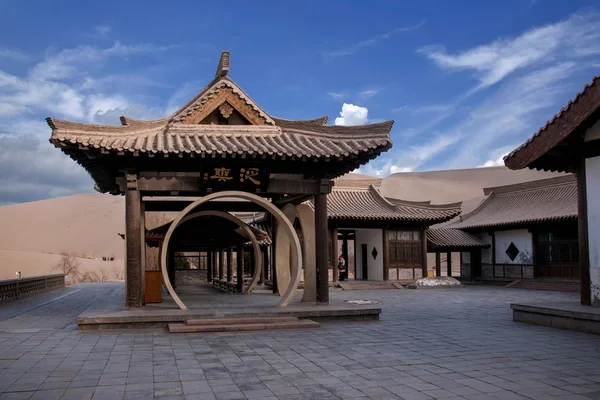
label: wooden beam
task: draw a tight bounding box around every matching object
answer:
[134,175,332,195]
[435,252,441,277]
[447,252,452,277]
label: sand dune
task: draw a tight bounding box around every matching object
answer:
[0,249,123,281]
[0,193,125,259]
[380,166,564,206]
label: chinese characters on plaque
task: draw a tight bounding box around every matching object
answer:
[202,164,268,193]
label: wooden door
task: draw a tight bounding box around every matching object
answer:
[361,244,368,280]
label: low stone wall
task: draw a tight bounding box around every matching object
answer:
[175,270,207,286]
[482,264,534,279]
[511,303,600,335]
[0,274,65,301]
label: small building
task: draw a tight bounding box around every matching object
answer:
[448,176,578,281]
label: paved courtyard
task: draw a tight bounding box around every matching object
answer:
[0,283,598,400]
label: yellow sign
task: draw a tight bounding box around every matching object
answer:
[239,167,261,185]
[210,167,233,182]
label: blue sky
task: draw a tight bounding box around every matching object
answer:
[0,0,599,204]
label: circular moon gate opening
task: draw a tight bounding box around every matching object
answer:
[160,191,303,310]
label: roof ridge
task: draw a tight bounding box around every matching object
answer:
[483,175,576,196]
[368,185,398,211]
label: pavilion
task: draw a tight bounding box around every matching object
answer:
[48,50,395,309]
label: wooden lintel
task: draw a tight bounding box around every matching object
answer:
[266,177,332,195]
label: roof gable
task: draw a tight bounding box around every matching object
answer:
[172,78,275,126]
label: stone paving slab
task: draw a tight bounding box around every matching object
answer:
[0,283,598,399]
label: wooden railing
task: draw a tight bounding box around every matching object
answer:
[0,274,65,301]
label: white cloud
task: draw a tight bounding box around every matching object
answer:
[334,103,368,126]
[325,20,425,59]
[478,154,508,168]
[355,161,413,177]
[360,88,380,99]
[419,12,600,90]
[327,92,345,100]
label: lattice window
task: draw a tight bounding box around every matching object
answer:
[388,230,422,280]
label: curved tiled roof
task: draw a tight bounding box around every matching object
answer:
[504,74,600,172]
[450,176,577,230]
[48,119,393,159]
[427,228,489,250]
[308,185,461,223]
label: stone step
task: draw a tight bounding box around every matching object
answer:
[168,319,319,333]
[186,316,299,326]
[506,279,579,292]
[338,282,402,290]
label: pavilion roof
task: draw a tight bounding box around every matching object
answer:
[449,175,577,231]
[308,185,462,223]
[504,74,600,173]
[48,51,393,194]
[427,228,489,251]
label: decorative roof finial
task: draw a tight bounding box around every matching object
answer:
[215,50,230,78]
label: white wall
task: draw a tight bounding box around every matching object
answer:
[355,229,384,281]
[585,119,600,142]
[494,229,533,265]
[586,155,600,305]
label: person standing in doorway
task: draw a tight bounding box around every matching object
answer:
[338,255,347,281]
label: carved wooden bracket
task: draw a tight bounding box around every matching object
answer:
[218,102,234,119]
[126,173,138,190]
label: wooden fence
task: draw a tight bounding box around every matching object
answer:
[0,274,65,301]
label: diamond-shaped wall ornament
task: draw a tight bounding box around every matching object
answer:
[372,247,378,260]
[506,242,520,261]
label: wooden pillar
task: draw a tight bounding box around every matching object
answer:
[125,173,143,308]
[577,156,591,306]
[331,228,338,282]
[490,232,496,276]
[219,249,224,281]
[227,248,233,282]
[249,247,255,278]
[447,252,452,277]
[435,252,441,277]
[260,247,266,285]
[140,201,146,304]
[315,193,329,303]
[212,251,218,281]
[207,252,213,282]
[236,246,244,293]
[382,229,389,281]
[421,228,428,278]
[271,219,278,294]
